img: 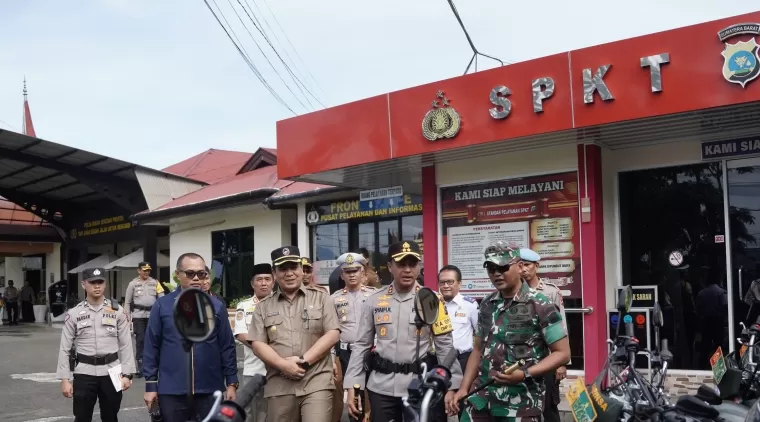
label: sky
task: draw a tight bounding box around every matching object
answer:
[0,1,757,170]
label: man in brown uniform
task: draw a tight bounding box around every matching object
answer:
[302,257,329,293]
[249,246,341,422]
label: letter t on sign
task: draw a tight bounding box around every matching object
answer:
[640,53,670,93]
[582,65,614,104]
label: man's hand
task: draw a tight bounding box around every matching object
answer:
[144,392,158,408]
[332,361,339,382]
[346,388,362,419]
[494,369,527,385]
[556,366,567,381]
[278,356,306,379]
[121,377,132,391]
[444,390,458,416]
[225,385,237,401]
[61,380,73,398]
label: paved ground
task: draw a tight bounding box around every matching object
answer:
[0,323,568,422]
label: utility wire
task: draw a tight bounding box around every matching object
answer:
[203,0,297,115]
[233,0,320,110]
[446,0,510,75]
[242,0,325,108]
[226,0,312,111]
[260,0,325,96]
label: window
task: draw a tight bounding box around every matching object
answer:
[211,227,255,305]
[313,223,348,261]
[619,163,727,370]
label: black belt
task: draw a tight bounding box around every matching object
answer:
[371,353,431,374]
[77,353,118,366]
[134,304,152,311]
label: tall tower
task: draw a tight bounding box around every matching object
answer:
[22,77,37,137]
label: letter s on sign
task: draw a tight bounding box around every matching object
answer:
[489,86,512,120]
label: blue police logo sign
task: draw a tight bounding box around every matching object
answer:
[718,23,760,88]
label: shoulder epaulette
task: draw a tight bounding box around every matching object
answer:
[463,295,477,303]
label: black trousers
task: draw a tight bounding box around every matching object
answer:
[158,393,217,422]
[457,351,472,420]
[73,374,123,422]
[367,389,446,422]
[6,301,18,324]
[21,300,34,322]
[543,372,560,422]
[133,318,149,370]
[338,348,369,422]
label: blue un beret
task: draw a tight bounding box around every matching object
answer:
[519,248,541,262]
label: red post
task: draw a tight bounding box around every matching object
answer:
[577,144,608,380]
[421,165,439,290]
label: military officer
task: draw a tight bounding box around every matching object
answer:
[331,252,377,421]
[56,267,136,422]
[302,257,329,293]
[248,246,340,422]
[520,248,568,422]
[344,241,463,422]
[234,263,275,422]
[451,242,571,422]
[124,261,164,378]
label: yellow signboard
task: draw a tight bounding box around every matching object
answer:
[306,194,422,225]
[72,215,132,238]
[566,377,597,422]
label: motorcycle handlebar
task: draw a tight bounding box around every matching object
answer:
[201,375,267,422]
[233,375,266,409]
[625,320,634,337]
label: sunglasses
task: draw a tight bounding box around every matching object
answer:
[180,270,209,280]
[485,264,511,274]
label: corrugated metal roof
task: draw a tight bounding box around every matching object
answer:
[162,148,253,184]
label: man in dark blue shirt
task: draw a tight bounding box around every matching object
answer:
[142,252,239,422]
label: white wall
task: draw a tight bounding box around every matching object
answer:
[45,243,61,290]
[436,144,578,187]
[4,257,23,285]
[601,139,703,307]
[169,204,287,271]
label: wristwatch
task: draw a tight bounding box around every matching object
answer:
[121,374,133,380]
[521,366,533,383]
[228,382,239,390]
[299,356,311,370]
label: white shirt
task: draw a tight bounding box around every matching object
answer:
[234,297,266,377]
[445,293,479,353]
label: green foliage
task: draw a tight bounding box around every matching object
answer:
[228,296,252,308]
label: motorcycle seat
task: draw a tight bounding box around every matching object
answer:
[676,395,720,419]
[696,385,722,405]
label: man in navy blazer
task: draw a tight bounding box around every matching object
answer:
[142,253,239,422]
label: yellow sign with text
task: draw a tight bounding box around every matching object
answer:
[431,300,453,336]
[309,194,422,225]
[74,215,132,238]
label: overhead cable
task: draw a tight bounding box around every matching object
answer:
[446,0,510,75]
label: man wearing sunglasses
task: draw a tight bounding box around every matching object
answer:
[451,241,570,422]
[142,253,239,422]
[125,261,164,378]
[56,267,135,422]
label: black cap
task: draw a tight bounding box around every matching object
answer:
[271,246,301,266]
[252,263,272,277]
[387,241,421,262]
[138,261,152,271]
[83,268,107,281]
[301,257,313,267]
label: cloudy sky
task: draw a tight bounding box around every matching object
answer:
[0,1,756,170]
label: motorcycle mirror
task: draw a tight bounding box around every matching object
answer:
[617,286,633,313]
[172,288,216,343]
[414,287,440,326]
[653,303,664,327]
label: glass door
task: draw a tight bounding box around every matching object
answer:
[727,158,760,357]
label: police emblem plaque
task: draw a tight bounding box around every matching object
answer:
[421,90,461,141]
[718,23,760,88]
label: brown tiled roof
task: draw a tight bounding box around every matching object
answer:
[162,148,253,184]
[0,197,48,226]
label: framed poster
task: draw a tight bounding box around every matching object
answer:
[440,171,581,299]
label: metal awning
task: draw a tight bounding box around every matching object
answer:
[288,101,760,190]
[0,130,203,232]
[104,248,170,270]
[68,253,120,274]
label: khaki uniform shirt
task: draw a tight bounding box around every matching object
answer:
[56,299,136,380]
[534,280,567,332]
[125,277,164,319]
[343,282,463,397]
[331,285,377,345]
[249,285,340,398]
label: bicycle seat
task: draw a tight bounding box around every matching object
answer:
[676,395,720,419]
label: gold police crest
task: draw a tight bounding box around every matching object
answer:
[422,90,461,141]
[718,23,760,88]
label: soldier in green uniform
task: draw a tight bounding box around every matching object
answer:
[452,241,570,422]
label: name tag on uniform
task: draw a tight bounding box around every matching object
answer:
[340,342,349,350]
[266,311,280,317]
[455,311,466,318]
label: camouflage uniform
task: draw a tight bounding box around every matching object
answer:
[464,243,567,422]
